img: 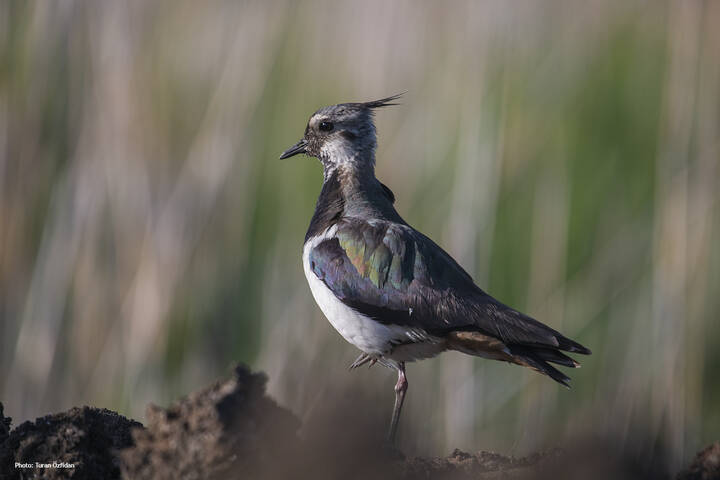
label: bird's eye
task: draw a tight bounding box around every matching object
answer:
[319,121,334,132]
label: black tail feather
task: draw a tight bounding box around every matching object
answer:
[480,301,591,355]
[513,350,571,388]
[528,347,579,368]
[508,345,583,387]
[556,335,592,355]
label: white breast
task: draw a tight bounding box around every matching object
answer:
[302,227,446,361]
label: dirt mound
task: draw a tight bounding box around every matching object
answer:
[0,365,717,479]
[0,404,10,446]
[0,365,551,479]
[0,405,141,479]
[676,443,720,480]
[401,449,558,479]
[119,365,300,480]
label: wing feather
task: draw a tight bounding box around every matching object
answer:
[309,218,590,356]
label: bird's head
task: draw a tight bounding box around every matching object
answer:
[279,94,403,173]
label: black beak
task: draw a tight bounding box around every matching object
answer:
[279,138,308,159]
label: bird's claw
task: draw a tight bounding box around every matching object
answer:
[348,353,377,370]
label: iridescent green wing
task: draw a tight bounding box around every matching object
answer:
[309,217,591,354]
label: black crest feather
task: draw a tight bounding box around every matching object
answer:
[362,92,406,109]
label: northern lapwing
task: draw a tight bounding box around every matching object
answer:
[280,94,591,444]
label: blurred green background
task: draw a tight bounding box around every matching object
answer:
[1,0,718,472]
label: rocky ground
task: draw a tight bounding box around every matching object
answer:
[0,365,717,479]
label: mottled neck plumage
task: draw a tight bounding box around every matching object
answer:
[319,137,376,181]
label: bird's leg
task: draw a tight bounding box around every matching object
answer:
[387,362,408,444]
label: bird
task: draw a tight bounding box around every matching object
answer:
[280,94,591,444]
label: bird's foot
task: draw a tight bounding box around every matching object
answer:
[348,353,377,370]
